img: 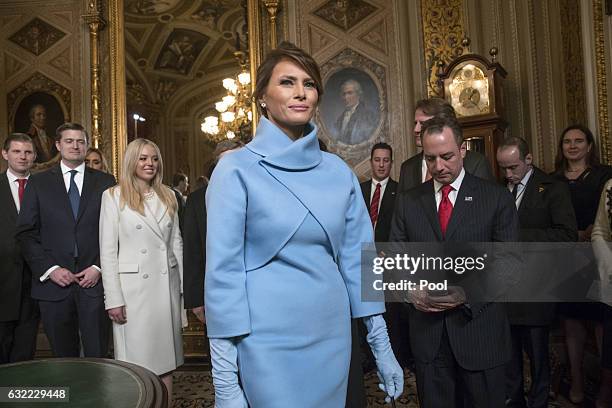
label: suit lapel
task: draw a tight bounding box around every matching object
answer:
[0,173,18,221]
[76,168,93,223]
[444,175,476,240]
[137,201,164,240]
[419,181,442,240]
[52,166,77,222]
[517,170,538,215]
[413,154,423,186]
[380,180,396,213]
[363,182,372,211]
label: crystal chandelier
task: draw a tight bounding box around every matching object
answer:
[201,50,252,143]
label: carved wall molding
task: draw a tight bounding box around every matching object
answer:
[7,71,71,131]
[83,0,105,149]
[593,0,610,162]
[420,0,465,97]
[560,0,587,125]
[0,0,86,168]
[292,0,405,178]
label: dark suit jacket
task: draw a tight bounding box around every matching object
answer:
[182,186,206,309]
[0,173,33,321]
[360,178,397,243]
[16,165,115,301]
[507,166,578,325]
[398,150,493,193]
[390,172,519,370]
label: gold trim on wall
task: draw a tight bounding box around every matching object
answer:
[420,0,465,97]
[593,0,610,163]
[84,0,105,149]
[108,0,127,179]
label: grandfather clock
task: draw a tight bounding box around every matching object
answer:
[439,39,508,178]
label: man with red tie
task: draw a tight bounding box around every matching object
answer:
[0,133,39,363]
[361,142,398,245]
[359,143,411,374]
[390,115,519,407]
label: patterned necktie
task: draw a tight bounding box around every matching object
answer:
[438,184,454,238]
[68,170,80,219]
[370,183,381,226]
[17,178,27,205]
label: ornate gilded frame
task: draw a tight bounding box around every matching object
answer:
[106,0,275,178]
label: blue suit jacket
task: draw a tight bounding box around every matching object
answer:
[205,117,385,338]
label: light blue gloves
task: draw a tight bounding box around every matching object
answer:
[209,337,248,408]
[363,314,404,403]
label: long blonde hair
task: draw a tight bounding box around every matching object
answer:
[113,138,177,217]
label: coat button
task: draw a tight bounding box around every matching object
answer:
[136,224,142,229]
[161,269,167,275]
[141,249,147,254]
[167,222,172,228]
[143,274,149,279]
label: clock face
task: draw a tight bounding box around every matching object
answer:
[448,64,490,117]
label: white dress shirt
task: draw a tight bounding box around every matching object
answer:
[60,161,85,194]
[6,168,30,213]
[508,168,533,209]
[369,177,389,220]
[433,168,466,210]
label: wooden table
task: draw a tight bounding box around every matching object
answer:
[0,358,167,407]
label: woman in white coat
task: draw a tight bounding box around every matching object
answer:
[99,138,184,404]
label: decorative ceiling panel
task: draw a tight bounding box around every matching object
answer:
[49,46,72,78]
[9,17,66,56]
[313,0,378,32]
[308,24,337,55]
[3,51,27,81]
[359,18,388,55]
[154,29,210,76]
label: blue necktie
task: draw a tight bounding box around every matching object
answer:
[68,170,80,257]
[68,170,80,219]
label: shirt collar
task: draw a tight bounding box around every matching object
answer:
[434,168,465,194]
[372,177,389,188]
[60,161,86,175]
[6,168,30,182]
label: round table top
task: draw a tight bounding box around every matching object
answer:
[0,358,166,408]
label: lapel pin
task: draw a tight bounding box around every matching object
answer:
[465,196,473,201]
[538,186,545,193]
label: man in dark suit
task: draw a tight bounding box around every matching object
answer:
[398,98,492,193]
[360,142,398,244]
[390,115,519,407]
[359,143,411,370]
[16,123,115,358]
[0,133,39,363]
[182,185,206,323]
[496,137,577,408]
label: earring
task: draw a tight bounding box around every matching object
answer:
[260,102,266,108]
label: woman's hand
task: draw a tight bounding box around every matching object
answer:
[108,306,127,324]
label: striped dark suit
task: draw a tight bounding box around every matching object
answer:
[389,171,519,408]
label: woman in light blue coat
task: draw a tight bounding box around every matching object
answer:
[205,42,403,408]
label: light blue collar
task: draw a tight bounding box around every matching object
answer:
[246,116,322,170]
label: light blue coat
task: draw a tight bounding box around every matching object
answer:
[205,117,385,407]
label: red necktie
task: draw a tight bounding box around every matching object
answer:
[370,183,381,226]
[17,178,27,205]
[438,184,454,237]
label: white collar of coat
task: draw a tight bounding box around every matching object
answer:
[247,116,322,170]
